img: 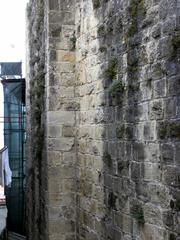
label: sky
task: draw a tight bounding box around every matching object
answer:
[0,0,28,148]
[0,0,28,66]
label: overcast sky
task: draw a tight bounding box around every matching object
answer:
[0,0,28,65]
[0,0,28,148]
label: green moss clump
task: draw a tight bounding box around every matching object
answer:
[131,204,145,224]
[118,161,125,173]
[126,24,137,39]
[170,199,174,209]
[172,35,180,50]
[93,0,101,9]
[70,33,76,50]
[169,122,180,138]
[126,126,133,139]
[108,192,117,209]
[125,0,146,42]
[51,27,61,38]
[116,125,133,139]
[116,125,125,139]
[104,58,118,80]
[128,84,139,92]
[158,122,168,139]
[152,63,167,79]
[98,25,106,36]
[169,234,176,240]
[99,46,107,53]
[138,0,145,11]
[130,26,137,36]
[118,161,130,173]
[175,199,180,211]
[109,80,125,97]
[171,34,180,58]
[128,1,138,18]
[103,152,112,168]
[127,64,138,74]
[106,20,114,33]
[158,122,180,139]
[128,0,146,17]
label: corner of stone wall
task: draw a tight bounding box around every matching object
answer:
[45,1,77,240]
[26,0,48,239]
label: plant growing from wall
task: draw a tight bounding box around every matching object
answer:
[171,34,180,58]
[70,32,77,50]
[92,0,101,9]
[131,203,145,224]
[172,35,180,50]
[175,199,180,211]
[103,152,112,168]
[124,0,146,42]
[116,125,125,139]
[104,58,118,80]
[98,25,106,37]
[108,192,117,209]
[169,234,176,240]
[109,80,125,97]
[99,46,107,53]
[158,121,180,140]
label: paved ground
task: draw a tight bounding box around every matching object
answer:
[0,205,7,235]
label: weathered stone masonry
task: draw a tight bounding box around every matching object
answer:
[26,0,180,240]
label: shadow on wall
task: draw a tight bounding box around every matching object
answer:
[90,0,180,239]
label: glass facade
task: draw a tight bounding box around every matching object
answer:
[2,78,26,235]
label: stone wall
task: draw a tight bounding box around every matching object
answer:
[26,0,48,239]
[75,0,180,239]
[26,0,180,239]
[26,0,77,239]
[46,0,77,239]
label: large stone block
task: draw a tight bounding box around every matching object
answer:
[47,111,75,125]
[57,50,76,62]
[132,142,145,162]
[153,79,166,98]
[142,162,161,182]
[144,143,160,163]
[150,100,164,120]
[144,203,163,226]
[49,220,75,235]
[164,98,176,119]
[147,183,171,207]
[48,125,62,138]
[47,151,63,166]
[163,166,180,187]
[48,192,76,207]
[48,137,75,151]
[161,143,174,164]
[49,0,59,10]
[140,223,167,240]
[49,11,75,25]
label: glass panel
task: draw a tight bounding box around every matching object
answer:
[2,79,26,235]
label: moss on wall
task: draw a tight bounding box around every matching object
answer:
[26,1,46,239]
[158,121,180,139]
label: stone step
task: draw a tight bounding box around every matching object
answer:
[8,232,26,240]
